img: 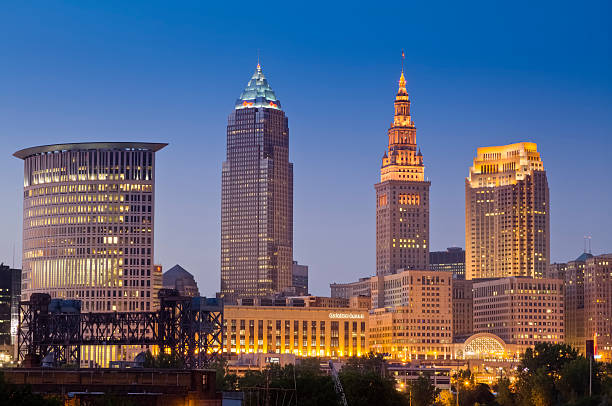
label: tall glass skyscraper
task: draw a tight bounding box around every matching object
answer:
[221,64,293,301]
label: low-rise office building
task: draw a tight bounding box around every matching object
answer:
[369,270,454,360]
[473,277,564,347]
[223,302,368,358]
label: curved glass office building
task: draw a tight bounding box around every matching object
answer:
[15,142,167,314]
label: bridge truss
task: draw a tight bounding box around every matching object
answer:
[17,289,223,368]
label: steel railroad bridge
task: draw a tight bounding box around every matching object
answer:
[17,289,223,368]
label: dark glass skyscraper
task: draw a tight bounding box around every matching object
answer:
[221,64,293,301]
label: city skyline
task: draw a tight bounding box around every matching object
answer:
[0,2,610,297]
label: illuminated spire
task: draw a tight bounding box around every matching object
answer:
[398,71,407,93]
[398,50,408,95]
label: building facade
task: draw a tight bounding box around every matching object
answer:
[562,253,592,353]
[430,247,465,279]
[452,279,473,338]
[473,277,564,347]
[0,264,21,349]
[584,254,612,361]
[369,270,453,360]
[221,64,293,301]
[163,264,200,297]
[223,303,368,358]
[15,142,166,313]
[152,264,162,310]
[465,142,549,279]
[375,69,430,276]
[291,261,308,295]
[330,277,372,299]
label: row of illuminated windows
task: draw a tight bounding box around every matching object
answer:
[26,183,152,198]
[26,192,152,208]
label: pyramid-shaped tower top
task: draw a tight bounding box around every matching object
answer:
[397,70,408,97]
[235,64,282,110]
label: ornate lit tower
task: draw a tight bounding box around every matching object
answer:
[221,64,293,302]
[375,68,430,276]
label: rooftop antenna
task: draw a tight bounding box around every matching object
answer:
[257,49,261,68]
[588,235,592,254]
[401,49,405,73]
[583,235,592,254]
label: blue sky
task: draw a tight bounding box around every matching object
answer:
[0,1,610,296]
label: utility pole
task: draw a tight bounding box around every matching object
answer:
[455,373,459,406]
[589,355,592,397]
[586,339,595,398]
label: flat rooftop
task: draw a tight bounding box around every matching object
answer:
[14,142,168,159]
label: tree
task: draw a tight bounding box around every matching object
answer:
[141,350,185,369]
[494,377,515,406]
[558,357,592,403]
[519,343,578,376]
[343,352,387,377]
[237,362,337,406]
[438,390,455,406]
[0,372,62,406]
[208,356,238,391]
[408,375,439,406]
[340,353,408,406]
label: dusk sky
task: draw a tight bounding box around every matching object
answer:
[0,1,610,297]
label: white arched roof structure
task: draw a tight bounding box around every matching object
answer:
[462,333,507,359]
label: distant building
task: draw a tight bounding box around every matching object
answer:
[465,142,549,279]
[430,247,465,279]
[330,277,372,299]
[546,262,568,280]
[291,261,308,295]
[584,254,612,362]
[0,264,21,349]
[221,64,293,301]
[152,264,163,310]
[561,253,592,353]
[473,277,564,347]
[452,279,473,339]
[375,68,430,276]
[163,265,200,297]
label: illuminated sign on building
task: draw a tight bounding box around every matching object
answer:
[328,312,365,320]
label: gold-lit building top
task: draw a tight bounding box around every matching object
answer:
[467,142,544,188]
[380,70,424,182]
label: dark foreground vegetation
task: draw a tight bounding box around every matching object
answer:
[2,344,611,405]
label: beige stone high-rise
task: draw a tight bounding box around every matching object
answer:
[465,142,549,279]
[375,69,430,276]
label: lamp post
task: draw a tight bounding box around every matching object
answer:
[455,374,460,406]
